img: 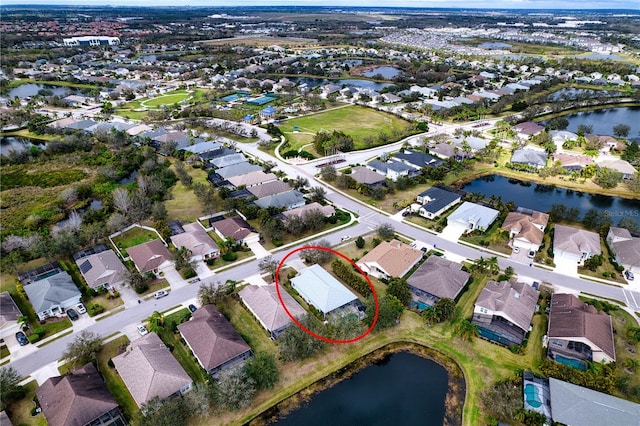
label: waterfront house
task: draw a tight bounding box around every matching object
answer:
[291,264,358,316]
[502,208,549,252]
[510,149,547,169]
[178,305,252,376]
[406,256,470,308]
[547,293,615,367]
[238,284,306,339]
[446,202,500,234]
[415,187,461,220]
[472,281,539,346]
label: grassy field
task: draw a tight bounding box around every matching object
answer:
[141,90,191,108]
[281,105,413,151]
[6,380,47,426]
[610,309,640,399]
[165,164,208,222]
[113,227,160,251]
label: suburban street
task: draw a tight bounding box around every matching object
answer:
[9,128,640,380]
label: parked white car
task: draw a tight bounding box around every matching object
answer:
[137,325,149,336]
[75,303,87,314]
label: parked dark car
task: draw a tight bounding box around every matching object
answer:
[625,270,634,281]
[67,309,79,321]
[15,331,29,346]
[188,304,197,313]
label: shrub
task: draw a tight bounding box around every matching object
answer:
[134,283,149,294]
[206,258,215,266]
[331,260,371,296]
[272,239,283,247]
[107,359,115,368]
[222,252,237,261]
[28,334,40,343]
[181,267,197,279]
[88,304,104,316]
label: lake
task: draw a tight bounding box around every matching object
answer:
[462,175,640,227]
[275,352,448,426]
[363,66,402,79]
[8,83,75,99]
[546,107,640,137]
[289,77,392,92]
[0,137,46,157]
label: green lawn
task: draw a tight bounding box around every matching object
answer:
[6,380,47,426]
[164,164,208,222]
[609,309,640,400]
[141,90,191,108]
[113,227,160,251]
[0,345,9,358]
[281,105,414,151]
[459,216,511,255]
[98,336,139,423]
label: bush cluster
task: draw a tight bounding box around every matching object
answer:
[331,260,371,296]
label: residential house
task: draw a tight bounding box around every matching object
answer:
[415,187,462,219]
[549,130,578,144]
[547,293,615,367]
[513,121,545,139]
[502,208,549,252]
[472,281,539,346]
[586,134,621,153]
[350,166,386,186]
[406,256,470,308]
[113,332,192,408]
[21,266,81,321]
[0,292,22,339]
[394,149,443,170]
[178,305,252,376]
[449,136,489,152]
[553,225,601,265]
[227,171,277,188]
[607,227,640,275]
[247,180,291,198]
[238,284,306,339]
[215,162,262,180]
[254,190,306,210]
[170,222,219,262]
[181,141,223,155]
[547,378,640,426]
[357,240,423,280]
[209,153,248,169]
[281,202,335,220]
[291,264,359,316]
[366,160,415,181]
[552,153,593,171]
[511,149,547,169]
[127,240,172,275]
[74,246,127,290]
[597,159,637,180]
[213,216,260,244]
[447,202,500,234]
[36,363,127,426]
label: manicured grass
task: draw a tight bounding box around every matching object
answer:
[139,278,170,298]
[459,217,511,255]
[0,345,10,358]
[114,227,160,251]
[6,380,47,426]
[97,336,139,422]
[0,129,60,141]
[115,109,148,120]
[164,164,208,222]
[156,309,207,384]
[142,90,191,108]
[281,105,414,150]
[610,309,640,400]
[39,317,72,337]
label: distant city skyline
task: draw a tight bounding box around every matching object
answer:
[1,1,639,10]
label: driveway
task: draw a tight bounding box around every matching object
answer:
[553,256,578,276]
[160,266,187,290]
[440,223,466,242]
[247,241,270,259]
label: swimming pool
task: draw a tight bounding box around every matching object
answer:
[555,355,587,371]
[524,384,542,408]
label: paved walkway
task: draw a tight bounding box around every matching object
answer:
[247,241,271,258]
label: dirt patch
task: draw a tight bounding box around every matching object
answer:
[250,342,466,426]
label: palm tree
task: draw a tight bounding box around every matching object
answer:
[421,308,437,328]
[623,358,639,372]
[17,315,29,331]
[456,319,479,341]
[486,256,500,276]
[474,256,488,273]
[147,311,164,334]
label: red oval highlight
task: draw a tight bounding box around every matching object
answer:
[275,245,379,344]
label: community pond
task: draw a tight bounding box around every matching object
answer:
[461,174,640,227]
[7,83,76,99]
[288,77,392,92]
[362,66,402,79]
[0,137,46,157]
[274,352,449,426]
[542,107,640,137]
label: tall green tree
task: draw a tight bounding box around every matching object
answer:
[0,366,25,410]
[387,278,411,305]
[243,352,279,390]
[140,396,188,426]
[62,330,102,368]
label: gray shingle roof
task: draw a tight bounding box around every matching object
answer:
[247,180,292,198]
[448,201,500,231]
[350,166,386,185]
[407,256,470,299]
[239,284,306,333]
[216,162,262,179]
[554,225,601,257]
[0,292,21,328]
[75,249,127,289]
[23,271,81,314]
[254,190,305,210]
[475,281,539,332]
[549,378,640,426]
[417,187,461,214]
[511,149,547,167]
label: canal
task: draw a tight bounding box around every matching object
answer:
[461,174,640,227]
[274,352,449,426]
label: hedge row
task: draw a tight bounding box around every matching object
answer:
[331,260,371,296]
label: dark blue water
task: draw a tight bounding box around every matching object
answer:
[544,107,640,137]
[275,352,448,426]
[8,83,74,99]
[462,175,640,227]
[363,66,402,79]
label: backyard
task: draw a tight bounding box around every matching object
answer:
[112,226,161,252]
[281,105,416,152]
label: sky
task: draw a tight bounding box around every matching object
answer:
[1,1,638,10]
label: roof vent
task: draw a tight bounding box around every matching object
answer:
[514,292,520,299]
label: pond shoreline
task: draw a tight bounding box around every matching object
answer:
[249,342,466,426]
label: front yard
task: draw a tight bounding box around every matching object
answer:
[97,336,139,423]
[5,380,46,426]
